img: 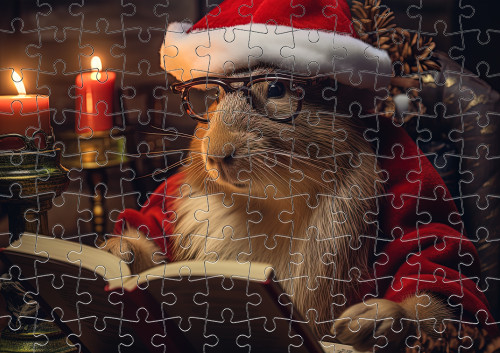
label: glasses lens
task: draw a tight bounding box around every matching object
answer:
[249,80,301,120]
[185,84,223,119]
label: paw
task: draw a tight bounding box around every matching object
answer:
[333,299,415,352]
[100,236,134,263]
[99,227,164,274]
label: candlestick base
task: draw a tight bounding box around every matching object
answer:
[0,137,71,352]
[60,129,127,169]
[60,129,129,237]
[0,148,69,240]
[0,316,77,352]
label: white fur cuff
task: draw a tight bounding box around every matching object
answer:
[160,22,392,90]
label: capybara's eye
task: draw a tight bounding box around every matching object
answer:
[267,82,285,99]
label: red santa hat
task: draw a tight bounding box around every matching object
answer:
[160,0,393,90]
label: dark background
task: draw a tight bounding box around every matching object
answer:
[0,0,499,273]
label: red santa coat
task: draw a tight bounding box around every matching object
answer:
[114,117,499,336]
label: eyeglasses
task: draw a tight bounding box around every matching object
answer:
[170,73,327,123]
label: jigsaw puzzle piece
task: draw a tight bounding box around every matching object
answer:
[0,234,85,350]
[197,270,258,353]
[146,265,211,352]
[74,10,125,73]
[446,1,500,87]
[225,263,313,352]
[25,24,93,75]
[151,270,255,353]
[0,265,42,333]
[11,233,130,352]
[202,310,250,353]
[0,80,52,154]
[0,17,43,77]
[245,308,315,352]
[104,281,161,352]
[112,308,167,352]
[0,1,51,32]
[115,30,166,75]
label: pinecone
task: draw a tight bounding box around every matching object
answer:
[351,0,440,76]
[390,28,440,75]
[403,323,497,353]
[351,0,439,119]
[351,0,396,46]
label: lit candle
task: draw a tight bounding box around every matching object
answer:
[0,71,50,150]
[75,56,116,134]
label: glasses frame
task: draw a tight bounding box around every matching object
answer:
[171,73,328,123]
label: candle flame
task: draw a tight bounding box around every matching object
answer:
[91,56,102,81]
[12,71,26,95]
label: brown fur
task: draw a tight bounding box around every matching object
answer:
[104,67,450,346]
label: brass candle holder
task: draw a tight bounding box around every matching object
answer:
[0,130,72,352]
[59,129,128,237]
[0,131,69,240]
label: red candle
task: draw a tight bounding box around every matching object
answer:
[0,71,51,150]
[75,56,116,134]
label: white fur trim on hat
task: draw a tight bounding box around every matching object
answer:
[160,22,392,90]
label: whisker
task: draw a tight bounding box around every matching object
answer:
[149,125,198,139]
[252,162,300,196]
[145,148,201,156]
[135,155,201,179]
[140,131,197,140]
[162,155,203,171]
[251,150,338,173]
[253,148,337,166]
[252,155,337,194]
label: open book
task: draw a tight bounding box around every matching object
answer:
[1,233,361,353]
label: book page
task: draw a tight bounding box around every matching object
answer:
[107,260,274,290]
[319,341,366,353]
[5,232,130,279]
